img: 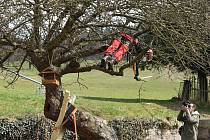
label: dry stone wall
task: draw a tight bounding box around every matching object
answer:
[198,119,210,140]
[109,118,180,140]
[0,116,209,140]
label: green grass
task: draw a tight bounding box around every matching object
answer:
[0,67,209,120]
[0,69,44,118]
[61,69,181,120]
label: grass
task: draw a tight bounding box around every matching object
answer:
[0,66,209,121]
[0,75,44,118]
[62,69,181,120]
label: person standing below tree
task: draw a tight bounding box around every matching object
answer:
[177,102,200,140]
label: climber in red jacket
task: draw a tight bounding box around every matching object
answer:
[100,32,139,71]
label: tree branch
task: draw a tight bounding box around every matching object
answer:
[33,0,42,49]
[3,54,28,88]
[44,7,69,45]
[76,23,137,30]
[53,44,109,65]
[46,1,92,52]
[61,50,146,76]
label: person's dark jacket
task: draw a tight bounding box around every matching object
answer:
[177,110,200,140]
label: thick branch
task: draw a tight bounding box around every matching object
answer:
[0,36,22,65]
[0,35,21,47]
[61,50,146,76]
[53,45,109,65]
[61,64,121,76]
[33,0,42,49]
[76,23,137,30]
[0,49,17,66]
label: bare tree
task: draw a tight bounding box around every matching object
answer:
[142,0,210,102]
[1,0,210,138]
[0,0,150,138]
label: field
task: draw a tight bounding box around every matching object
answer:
[0,67,209,120]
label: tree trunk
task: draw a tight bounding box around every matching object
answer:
[44,85,63,121]
[181,80,191,101]
[29,61,32,70]
[198,71,208,103]
[43,79,118,139]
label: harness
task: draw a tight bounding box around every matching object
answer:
[106,32,152,81]
[62,103,78,140]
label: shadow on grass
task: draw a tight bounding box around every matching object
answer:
[79,96,174,104]
[79,96,210,116]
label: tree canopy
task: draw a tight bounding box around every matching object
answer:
[0,0,210,77]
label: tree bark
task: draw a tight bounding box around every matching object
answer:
[43,80,118,139]
[181,80,191,101]
[44,85,63,121]
[198,71,208,103]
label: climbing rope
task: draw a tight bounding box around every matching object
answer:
[72,109,78,140]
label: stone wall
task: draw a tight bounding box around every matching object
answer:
[144,129,180,140]
[198,119,210,140]
[0,116,209,140]
[109,118,180,140]
[0,116,74,140]
[0,116,181,140]
[109,118,210,140]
